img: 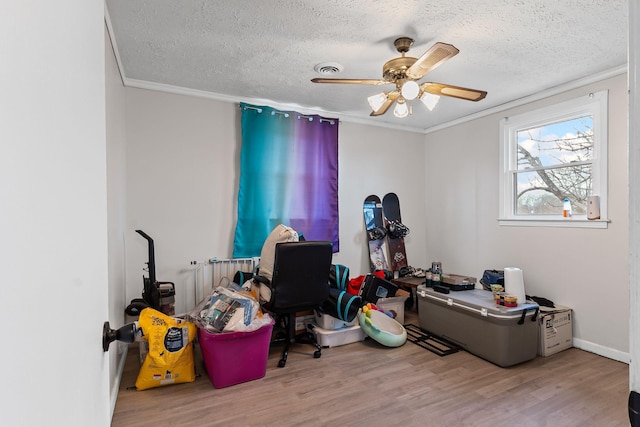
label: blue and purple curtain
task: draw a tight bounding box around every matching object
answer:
[232,103,339,257]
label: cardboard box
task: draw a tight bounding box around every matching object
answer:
[295,310,315,334]
[538,305,573,356]
[376,293,409,324]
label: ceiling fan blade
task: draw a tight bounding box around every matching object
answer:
[370,91,399,116]
[311,78,389,85]
[405,42,459,80]
[421,82,487,102]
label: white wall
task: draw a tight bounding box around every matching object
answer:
[122,75,629,360]
[123,88,427,315]
[331,121,427,273]
[425,74,629,360]
[629,0,640,392]
[105,24,128,413]
[124,90,241,313]
[1,1,111,426]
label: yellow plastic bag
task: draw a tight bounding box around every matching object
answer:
[135,308,196,390]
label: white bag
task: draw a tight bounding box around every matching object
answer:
[258,224,298,282]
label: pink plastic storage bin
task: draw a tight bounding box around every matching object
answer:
[198,319,274,388]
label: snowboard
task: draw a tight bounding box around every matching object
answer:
[382,192,409,273]
[363,195,389,272]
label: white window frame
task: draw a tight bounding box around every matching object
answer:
[499,90,609,228]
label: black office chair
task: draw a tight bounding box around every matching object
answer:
[255,240,333,367]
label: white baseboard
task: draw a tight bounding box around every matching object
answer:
[573,337,630,364]
[110,343,129,420]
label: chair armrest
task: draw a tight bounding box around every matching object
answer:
[253,275,274,308]
[253,275,270,286]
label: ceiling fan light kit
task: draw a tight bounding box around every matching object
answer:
[367,92,388,112]
[420,91,440,111]
[311,37,487,118]
[394,97,409,118]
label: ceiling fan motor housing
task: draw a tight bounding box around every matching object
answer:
[394,37,414,53]
[383,57,417,83]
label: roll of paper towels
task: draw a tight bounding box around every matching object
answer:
[504,267,526,305]
[588,195,600,220]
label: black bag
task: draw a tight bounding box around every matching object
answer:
[480,269,504,291]
[319,288,361,322]
[233,270,254,285]
[359,274,398,303]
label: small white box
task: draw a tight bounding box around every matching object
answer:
[311,324,366,347]
[313,310,358,330]
[538,305,573,356]
[376,294,408,325]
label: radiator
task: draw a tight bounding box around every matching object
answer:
[189,257,258,310]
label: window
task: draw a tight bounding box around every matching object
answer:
[499,91,608,228]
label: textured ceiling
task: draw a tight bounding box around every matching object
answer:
[105,0,628,132]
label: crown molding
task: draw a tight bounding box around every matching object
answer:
[424,65,627,134]
[104,9,626,137]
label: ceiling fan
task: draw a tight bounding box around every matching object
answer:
[311,37,487,118]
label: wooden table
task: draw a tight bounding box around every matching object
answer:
[391,276,426,310]
[391,276,426,289]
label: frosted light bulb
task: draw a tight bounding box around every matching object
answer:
[401,81,420,100]
[393,98,409,118]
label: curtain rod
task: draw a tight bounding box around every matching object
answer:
[242,104,337,125]
[243,105,263,113]
[298,114,336,125]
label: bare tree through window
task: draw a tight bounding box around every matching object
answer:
[515,116,593,215]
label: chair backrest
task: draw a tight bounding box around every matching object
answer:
[269,241,333,313]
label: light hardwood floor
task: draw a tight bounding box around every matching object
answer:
[111,310,630,427]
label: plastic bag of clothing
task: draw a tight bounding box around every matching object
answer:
[189,281,261,333]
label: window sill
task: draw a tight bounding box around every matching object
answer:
[498,218,610,229]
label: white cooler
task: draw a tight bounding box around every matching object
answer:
[417,285,539,367]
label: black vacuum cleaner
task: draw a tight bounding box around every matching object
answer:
[125,230,175,317]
